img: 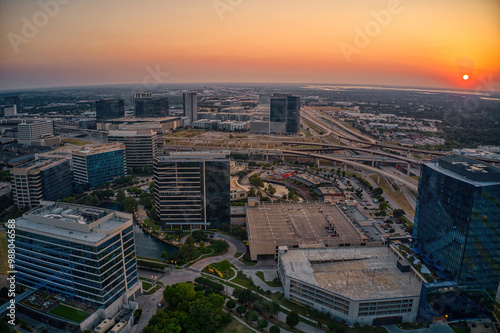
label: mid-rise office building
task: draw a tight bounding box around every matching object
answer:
[4,95,20,116]
[18,120,54,145]
[134,92,170,118]
[183,91,198,122]
[412,155,500,291]
[96,98,125,121]
[72,143,127,187]
[11,158,72,209]
[270,94,301,134]
[154,151,230,229]
[107,129,159,168]
[15,202,141,330]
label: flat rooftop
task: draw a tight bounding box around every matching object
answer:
[247,203,366,248]
[430,155,500,183]
[281,247,422,301]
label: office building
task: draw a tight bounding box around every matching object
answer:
[11,158,72,209]
[278,246,423,325]
[246,202,373,261]
[270,94,301,134]
[183,91,198,122]
[72,143,127,187]
[15,202,141,331]
[18,120,54,145]
[412,155,500,291]
[154,151,230,229]
[134,92,170,118]
[107,129,159,168]
[4,95,20,116]
[96,98,125,121]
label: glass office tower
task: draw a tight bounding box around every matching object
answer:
[270,93,301,134]
[95,98,125,121]
[412,155,500,291]
[154,151,230,229]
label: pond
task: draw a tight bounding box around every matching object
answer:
[99,201,178,259]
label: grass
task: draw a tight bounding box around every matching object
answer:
[61,138,91,146]
[222,319,255,333]
[142,281,153,290]
[234,252,243,258]
[142,219,160,232]
[48,304,90,323]
[165,129,205,138]
[146,285,162,295]
[232,271,255,289]
[255,271,282,287]
[204,261,236,280]
[0,231,8,275]
[369,175,415,217]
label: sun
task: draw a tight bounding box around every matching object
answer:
[463,74,469,80]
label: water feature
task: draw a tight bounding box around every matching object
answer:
[99,201,178,259]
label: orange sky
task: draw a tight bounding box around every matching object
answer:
[0,0,499,91]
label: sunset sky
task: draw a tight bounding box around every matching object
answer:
[0,0,499,91]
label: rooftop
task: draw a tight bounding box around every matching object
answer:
[428,155,500,184]
[247,202,366,248]
[157,151,229,162]
[280,247,422,300]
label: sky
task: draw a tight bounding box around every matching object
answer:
[0,0,499,91]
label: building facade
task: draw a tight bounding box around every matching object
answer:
[154,151,230,229]
[11,158,72,209]
[270,94,300,134]
[18,120,54,145]
[134,92,170,118]
[72,143,127,187]
[96,98,125,121]
[183,91,198,122]
[107,129,159,168]
[412,155,500,291]
[14,202,141,320]
[4,95,20,116]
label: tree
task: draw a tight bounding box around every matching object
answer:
[393,209,405,219]
[282,194,287,200]
[219,259,231,271]
[286,311,300,328]
[372,187,384,196]
[163,282,197,312]
[226,299,237,311]
[245,310,258,323]
[267,185,276,196]
[61,196,76,203]
[161,251,168,262]
[85,193,100,206]
[139,192,152,208]
[236,305,247,317]
[116,189,126,204]
[269,326,281,333]
[199,241,207,253]
[192,229,209,242]
[123,197,138,213]
[211,239,229,253]
[257,318,268,331]
[248,187,256,197]
[249,174,264,188]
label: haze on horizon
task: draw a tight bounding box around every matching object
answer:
[0,0,499,92]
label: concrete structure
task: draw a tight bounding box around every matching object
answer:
[14,202,141,332]
[278,246,423,325]
[18,120,54,145]
[11,158,72,209]
[97,116,180,132]
[72,143,127,187]
[107,129,159,168]
[3,95,19,116]
[183,91,198,122]
[246,202,376,261]
[230,177,249,201]
[154,151,230,229]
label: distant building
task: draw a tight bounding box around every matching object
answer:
[412,155,500,291]
[96,98,125,121]
[11,158,72,209]
[15,202,141,331]
[107,129,159,168]
[278,246,423,325]
[154,151,230,229]
[183,91,198,122]
[72,143,127,187]
[18,120,54,145]
[270,94,300,134]
[134,92,170,118]
[4,96,20,117]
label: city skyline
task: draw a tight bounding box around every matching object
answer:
[0,0,499,92]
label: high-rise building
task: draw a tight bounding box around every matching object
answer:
[72,143,127,187]
[154,151,230,229]
[95,98,125,121]
[4,95,20,116]
[412,155,500,291]
[11,158,72,209]
[107,129,159,168]
[18,120,54,145]
[270,94,300,134]
[183,91,198,122]
[134,92,170,118]
[14,202,141,325]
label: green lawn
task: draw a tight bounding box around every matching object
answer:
[255,271,282,287]
[222,319,255,333]
[0,231,8,275]
[49,304,90,323]
[142,281,153,290]
[62,138,91,146]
